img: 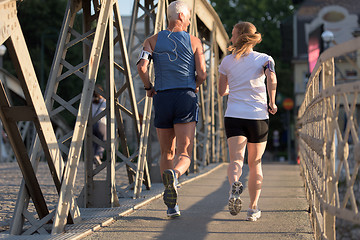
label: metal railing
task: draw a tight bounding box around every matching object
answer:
[297,38,360,240]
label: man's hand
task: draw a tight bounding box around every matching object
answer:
[146,87,157,97]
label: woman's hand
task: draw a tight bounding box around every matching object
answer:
[268,102,278,115]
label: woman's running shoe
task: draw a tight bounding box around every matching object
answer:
[246,208,261,221]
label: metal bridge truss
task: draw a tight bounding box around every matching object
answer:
[0,0,229,234]
[0,69,71,162]
[0,0,81,235]
[297,38,360,240]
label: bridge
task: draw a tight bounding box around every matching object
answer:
[0,0,359,239]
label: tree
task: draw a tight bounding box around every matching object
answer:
[210,0,294,59]
[16,0,68,92]
[4,0,83,125]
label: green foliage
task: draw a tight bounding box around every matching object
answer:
[211,0,294,58]
[16,0,68,92]
[12,0,85,126]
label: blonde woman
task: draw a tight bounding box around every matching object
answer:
[218,22,277,221]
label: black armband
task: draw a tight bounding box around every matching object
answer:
[136,49,152,65]
[264,60,275,74]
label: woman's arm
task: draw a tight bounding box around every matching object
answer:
[265,68,277,115]
[218,73,229,96]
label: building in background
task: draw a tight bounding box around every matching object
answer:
[291,0,360,111]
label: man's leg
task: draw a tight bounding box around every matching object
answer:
[156,128,176,175]
[173,121,196,178]
[157,127,180,215]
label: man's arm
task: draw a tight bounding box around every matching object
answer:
[192,36,207,88]
[137,37,156,97]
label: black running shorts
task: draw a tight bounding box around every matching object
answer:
[224,117,269,143]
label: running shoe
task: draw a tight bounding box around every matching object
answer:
[246,208,261,221]
[228,181,243,216]
[162,169,178,209]
[167,204,181,218]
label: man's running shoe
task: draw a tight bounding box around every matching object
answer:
[167,204,181,218]
[246,208,261,221]
[228,181,243,216]
[162,169,178,208]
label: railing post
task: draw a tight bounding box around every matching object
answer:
[323,58,336,240]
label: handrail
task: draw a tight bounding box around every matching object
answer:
[297,37,360,240]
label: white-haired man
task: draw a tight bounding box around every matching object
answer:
[137,0,206,218]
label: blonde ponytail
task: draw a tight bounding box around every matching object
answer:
[228,22,262,59]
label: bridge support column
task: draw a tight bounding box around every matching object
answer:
[0,0,80,235]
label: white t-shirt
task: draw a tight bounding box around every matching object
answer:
[219,51,274,120]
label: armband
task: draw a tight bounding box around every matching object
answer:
[136,49,152,65]
[264,60,275,74]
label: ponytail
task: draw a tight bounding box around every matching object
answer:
[228,22,262,59]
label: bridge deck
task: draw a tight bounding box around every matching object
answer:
[82,162,314,240]
[0,161,313,239]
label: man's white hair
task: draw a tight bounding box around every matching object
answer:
[167,1,191,21]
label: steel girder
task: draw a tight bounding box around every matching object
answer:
[0,0,81,235]
[5,0,146,234]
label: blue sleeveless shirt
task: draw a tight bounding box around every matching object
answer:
[152,30,196,91]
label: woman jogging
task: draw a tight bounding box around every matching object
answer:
[218,21,278,221]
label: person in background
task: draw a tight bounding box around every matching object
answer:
[92,86,106,166]
[218,21,277,221]
[137,1,206,218]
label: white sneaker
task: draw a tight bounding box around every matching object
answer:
[246,208,261,221]
[228,181,243,215]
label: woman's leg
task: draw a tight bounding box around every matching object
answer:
[246,141,267,209]
[227,136,247,185]
[156,128,176,175]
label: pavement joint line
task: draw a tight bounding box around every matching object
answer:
[68,162,226,240]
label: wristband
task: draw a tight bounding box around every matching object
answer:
[144,85,152,90]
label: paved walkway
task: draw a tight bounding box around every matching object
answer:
[82,163,314,240]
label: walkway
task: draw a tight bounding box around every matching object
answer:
[82,163,314,240]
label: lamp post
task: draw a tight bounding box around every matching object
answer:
[0,45,7,68]
[0,44,5,162]
[353,28,360,70]
[321,30,334,50]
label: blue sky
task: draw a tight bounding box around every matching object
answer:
[118,1,133,16]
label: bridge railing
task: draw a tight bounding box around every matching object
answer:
[297,38,360,240]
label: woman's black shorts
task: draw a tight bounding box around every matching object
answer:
[224,117,269,143]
